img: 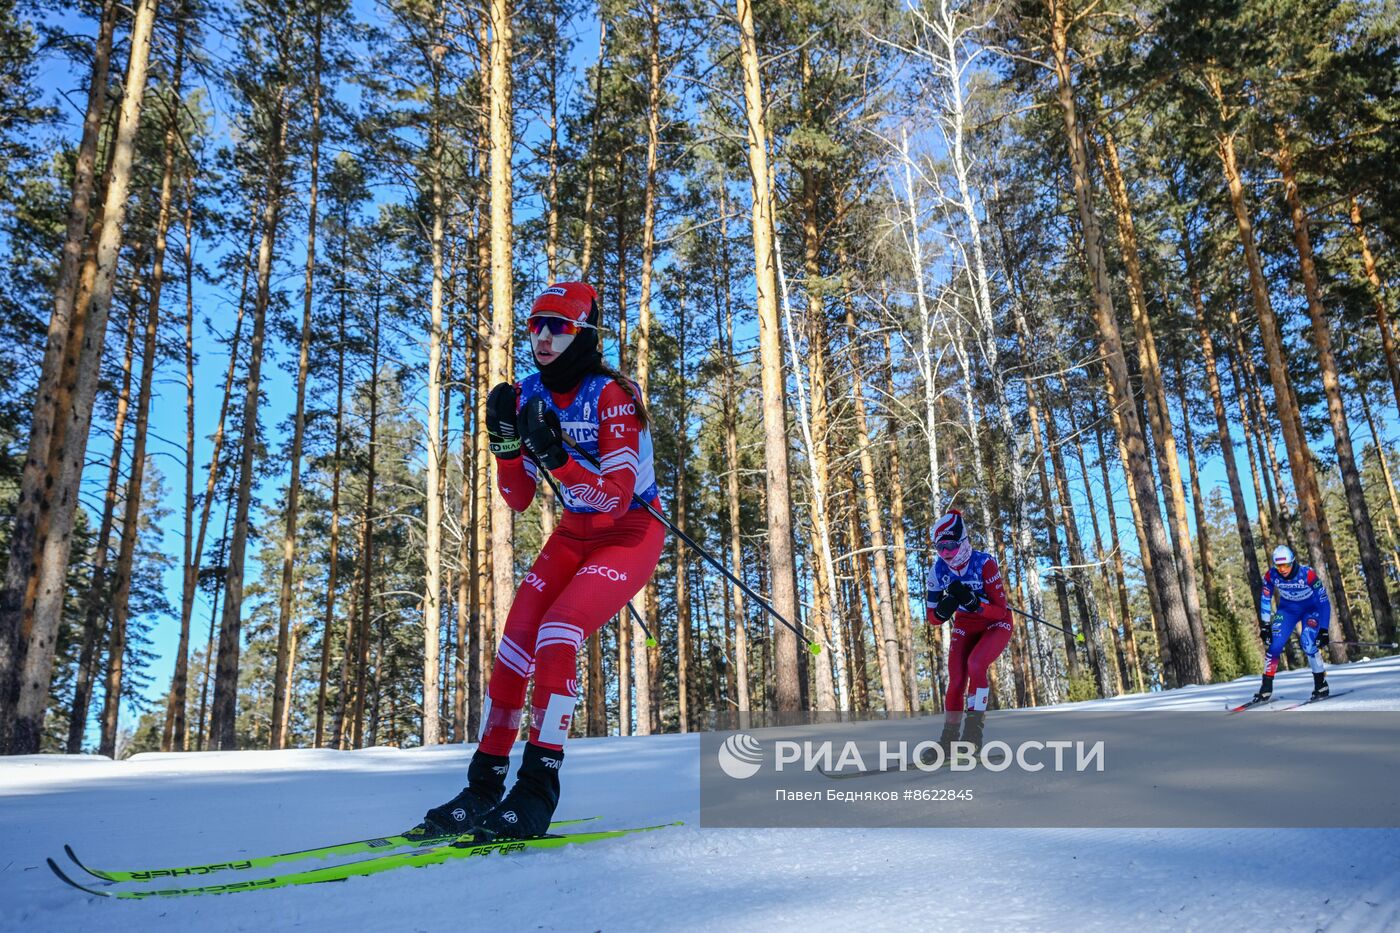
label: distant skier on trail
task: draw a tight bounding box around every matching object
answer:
[920,509,1013,764]
[413,281,664,841]
[1253,544,1330,704]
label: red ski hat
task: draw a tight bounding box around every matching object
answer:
[530,282,599,326]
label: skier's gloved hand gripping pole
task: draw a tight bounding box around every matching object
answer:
[555,431,822,656]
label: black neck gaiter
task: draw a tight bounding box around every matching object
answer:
[537,327,602,393]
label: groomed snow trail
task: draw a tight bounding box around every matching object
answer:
[3,656,1398,932]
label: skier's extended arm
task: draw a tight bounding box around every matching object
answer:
[489,383,538,512]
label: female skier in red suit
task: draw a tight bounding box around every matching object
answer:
[414,282,664,840]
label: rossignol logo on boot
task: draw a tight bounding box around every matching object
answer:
[717,733,764,779]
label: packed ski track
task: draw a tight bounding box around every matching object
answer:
[3,655,1398,932]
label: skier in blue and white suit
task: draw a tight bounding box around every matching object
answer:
[1252,545,1330,703]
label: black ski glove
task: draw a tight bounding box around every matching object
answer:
[946,577,980,612]
[485,383,521,459]
[932,591,962,623]
[1316,628,1330,648]
[1258,619,1272,643]
[520,398,568,471]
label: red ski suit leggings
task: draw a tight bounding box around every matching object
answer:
[479,506,664,755]
[943,617,1013,713]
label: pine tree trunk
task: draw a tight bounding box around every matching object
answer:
[1096,128,1210,677]
[578,20,605,279]
[67,302,137,754]
[196,508,231,751]
[99,264,166,756]
[736,0,801,710]
[714,181,748,716]
[1044,386,1113,696]
[314,277,346,749]
[883,334,918,708]
[0,0,118,731]
[1027,375,1081,679]
[211,85,289,751]
[272,9,324,749]
[6,0,161,753]
[1102,366,1167,686]
[1046,0,1200,687]
[1068,397,1128,693]
[352,277,382,749]
[454,319,476,742]
[628,0,662,735]
[1358,389,1400,542]
[675,291,692,731]
[1176,362,1217,613]
[486,0,515,659]
[844,310,906,708]
[1274,129,1394,645]
[421,20,448,747]
[165,117,198,753]
[1348,198,1400,415]
[472,188,493,738]
[1087,395,1144,692]
[101,33,183,754]
[1209,72,1357,653]
[1185,249,1263,602]
[1222,339,1276,543]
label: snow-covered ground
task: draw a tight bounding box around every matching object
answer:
[4,656,1399,932]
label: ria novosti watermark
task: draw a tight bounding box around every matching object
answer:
[718,732,1104,778]
[699,710,1400,828]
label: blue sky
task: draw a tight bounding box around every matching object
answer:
[24,1,1399,740]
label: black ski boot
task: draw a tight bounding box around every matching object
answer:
[1251,674,1274,705]
[919,719,962,767]
[1311,672,1329,700]
[410,750,510,839]
[473,743,562,841]
[960,711,986,754]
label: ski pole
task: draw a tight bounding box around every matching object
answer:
[1341,640,1399,649]
[535,467,659,649]
[626,601,658,648]
[1008,604,1081,640]
[557,432,822,656]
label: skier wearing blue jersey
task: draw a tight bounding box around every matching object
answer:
[1253,545,1330,703]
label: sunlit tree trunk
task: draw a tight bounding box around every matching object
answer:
[211,82,289,750]
[486,0,516,655]
[1209,70,1357,654]
[1274,128,1394,644]
[736,0,802,709]
[1185,244,1263,601]
[7,0,161,753]
[67,301,137,754]
[273,9,325,749]
[0,0,118,732]
[1046,0,1200,686]
[1349,198,1399,415]
[1096,128,1209,677]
